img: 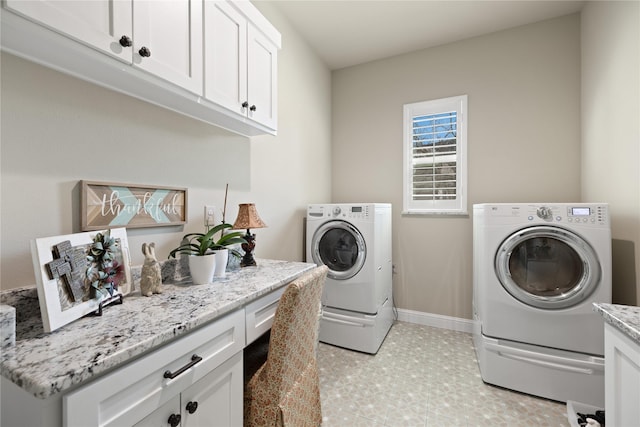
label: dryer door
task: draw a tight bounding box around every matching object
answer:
[311,220,366,280]
[495,226,601,309]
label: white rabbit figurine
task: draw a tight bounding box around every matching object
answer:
[140,243,162,296]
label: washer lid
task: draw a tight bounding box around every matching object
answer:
[495,225,601,309]
[311,220,366,280]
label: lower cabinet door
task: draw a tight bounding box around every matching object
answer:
[181,352,243,427]
[134,395,181,427]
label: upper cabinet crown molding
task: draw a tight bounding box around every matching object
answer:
[1,0,280,137]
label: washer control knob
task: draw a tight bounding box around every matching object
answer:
[332,206,341,216]
[536,206,553,220]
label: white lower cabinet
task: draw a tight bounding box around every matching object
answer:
[134,352,243,427]
[64,310,245,427]
[604,322,640,427]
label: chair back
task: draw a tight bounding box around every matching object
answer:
[245,265,328,427]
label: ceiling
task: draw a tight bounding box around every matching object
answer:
[270,0,586,70]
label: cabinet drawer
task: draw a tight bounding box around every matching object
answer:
[245,286,285,345]
[64,310,244,427]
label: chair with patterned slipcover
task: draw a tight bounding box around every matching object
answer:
[244,265,329,427]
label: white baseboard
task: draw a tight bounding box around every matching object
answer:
[396,308,476,334]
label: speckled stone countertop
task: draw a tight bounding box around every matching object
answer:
[0,259,315,399]
[593,303,640,345]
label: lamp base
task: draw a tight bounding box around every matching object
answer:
[240,231,257,267]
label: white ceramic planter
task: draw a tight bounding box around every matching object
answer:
[213,249,229,278]
[188,254,216,285]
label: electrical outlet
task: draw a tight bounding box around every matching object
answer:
[205,205,216,227]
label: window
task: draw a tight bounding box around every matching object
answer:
[403,95,467,215]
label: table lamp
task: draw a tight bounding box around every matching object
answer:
[232,203,267,267]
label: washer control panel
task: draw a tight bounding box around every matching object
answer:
[308,204,372,219]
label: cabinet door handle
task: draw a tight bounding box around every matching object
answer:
[163,354,202,379]
[119,35,132,47]
[250,105,257,112]
[186,401,198,414]
[168,413,181,427]
[242,101,249,109]
[139,46,151,58]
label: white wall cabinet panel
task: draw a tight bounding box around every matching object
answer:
[5,0,133,63]
[204,0,247,114]
[133,0,203,94]
[247,25,278,130]
[205,0,279,131]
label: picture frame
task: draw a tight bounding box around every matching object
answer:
[81,180,188,231]
[31,228,132,333]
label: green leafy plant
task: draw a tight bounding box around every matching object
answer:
[168,223,246,258]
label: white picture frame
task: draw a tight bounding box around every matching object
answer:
[31,228,132,332]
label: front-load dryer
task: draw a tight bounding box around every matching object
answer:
[307,203,393,353]
[473,203,612,406]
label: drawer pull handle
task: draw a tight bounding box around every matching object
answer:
[164,354,202,379]
[186,401,199,414]
[168,413,181,427]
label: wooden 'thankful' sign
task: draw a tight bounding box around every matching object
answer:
[81,181,187,231]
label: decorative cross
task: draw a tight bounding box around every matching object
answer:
[45,241,87,302]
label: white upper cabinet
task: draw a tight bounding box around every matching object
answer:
[4,0,133,62]
[4,0,203,95]
[204,1,248,115]
[1,0,279,135]
[205,0,279,131]
[133,1,203,95]
[247,24,278,130]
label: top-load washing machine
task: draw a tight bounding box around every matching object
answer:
[307,203,393,353]
[473,203,612,406]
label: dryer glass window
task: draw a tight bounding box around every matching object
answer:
[508,237,583,297]
[318,229,359,272]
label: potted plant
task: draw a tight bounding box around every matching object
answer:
[169,223,246,284]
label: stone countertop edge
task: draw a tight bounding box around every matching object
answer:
[0,259,316,400]
[593,302,640,345]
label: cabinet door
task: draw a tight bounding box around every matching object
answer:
[181,352,243,427]
[133,395,181,427]
[133,0,203,94]
[4,0,133,62]
[247,25,278,130]
[204,0,248,115]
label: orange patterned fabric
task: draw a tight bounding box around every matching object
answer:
[244,265,328,427]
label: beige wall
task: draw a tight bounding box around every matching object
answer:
[0,3,332,290]
[332,14,582,319]
[581,1,640,305]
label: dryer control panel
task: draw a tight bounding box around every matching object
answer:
[522,204,608,226]
[566,205,608,225]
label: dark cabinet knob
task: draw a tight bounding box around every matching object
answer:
[242,101,249,109]
[186,401,198,414]
[119,35,132,47]
[249,105,257,112]
[139,46,151,58]
[168,413,181,427]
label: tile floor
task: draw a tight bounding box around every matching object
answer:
[317,321,570,426]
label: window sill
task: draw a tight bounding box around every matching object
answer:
[401,210,469,218]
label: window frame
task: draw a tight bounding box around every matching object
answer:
[402,95,468,216]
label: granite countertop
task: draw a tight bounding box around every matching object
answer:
[0,259,315,399]
[593,302,640,345]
